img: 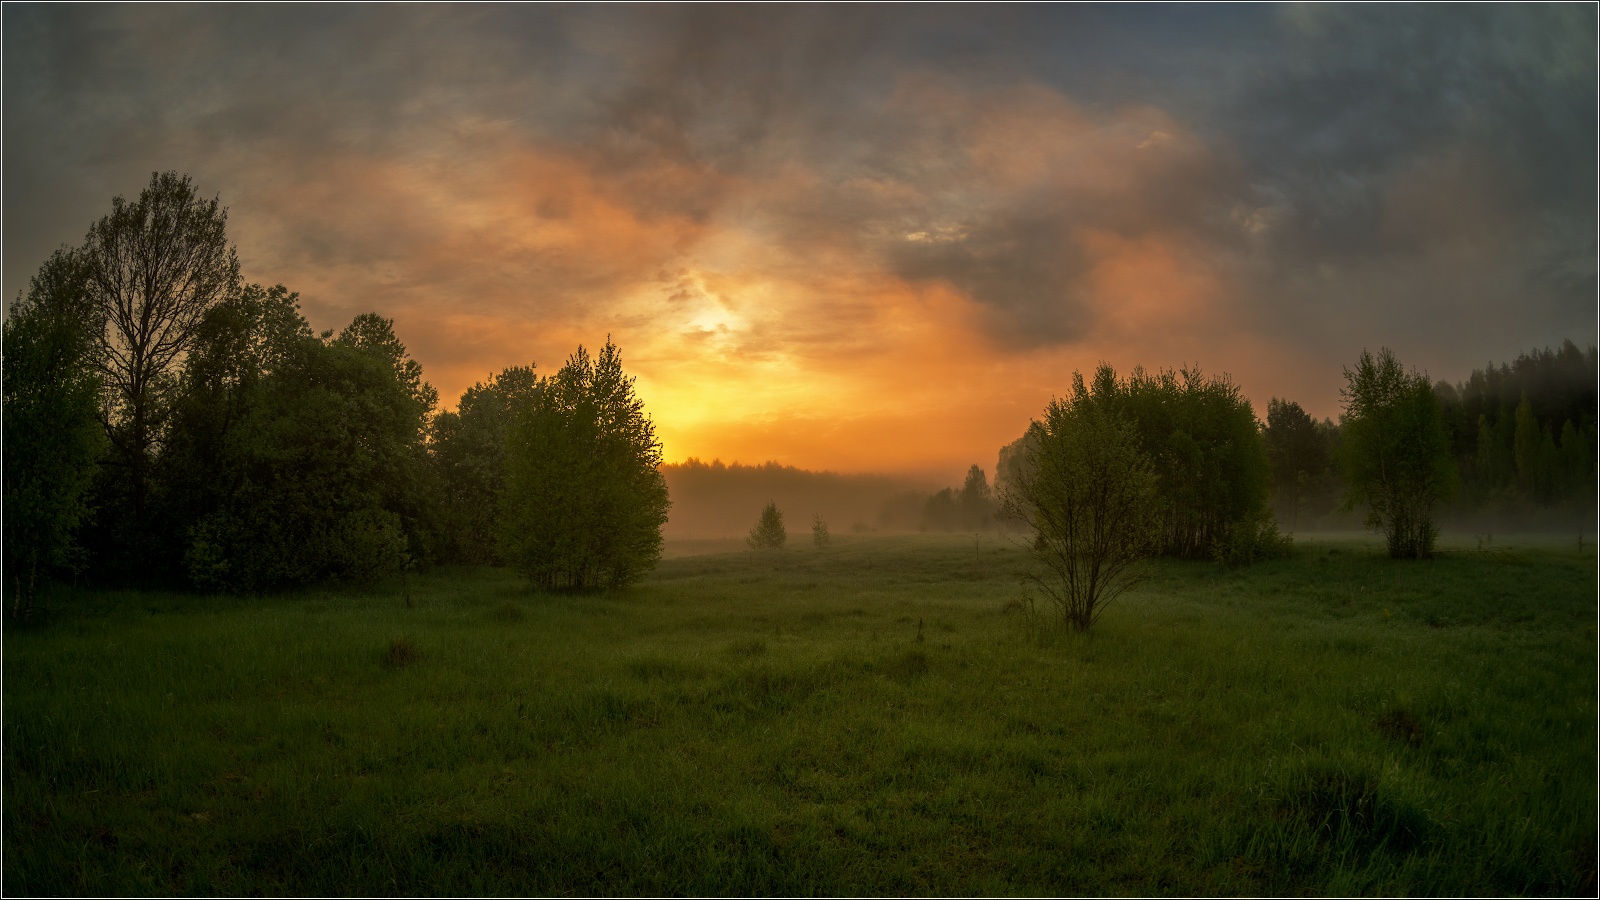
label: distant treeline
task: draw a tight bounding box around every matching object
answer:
[660,459,932,537]
[1258,341,1597,532]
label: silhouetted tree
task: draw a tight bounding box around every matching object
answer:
[748,501,787,550]
[1436,341,1596,515]
[920,487,960,532]
[1005,367,1158,631]
[81,172,241,564]
[431,366,540,564]
[1264,398,1338,530]
[500,341,670,589]
[811,513,830,547]
[2,248,106,615]
[959,464,993,530]
[1339,348,1456,559]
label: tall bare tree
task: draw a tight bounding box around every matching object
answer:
[82,171,241,528]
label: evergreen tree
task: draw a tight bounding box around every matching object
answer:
[748,501,787,550]
[959,464,993,530]
[811,513,831,548]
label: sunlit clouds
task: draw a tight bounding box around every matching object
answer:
[6,5,1594,479]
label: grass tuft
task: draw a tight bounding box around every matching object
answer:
[384,636,422,668]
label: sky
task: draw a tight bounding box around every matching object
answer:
[5,4,1595,481]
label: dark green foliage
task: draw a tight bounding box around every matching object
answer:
[1339,349,1456,559]
[1435,341,1596,519]
[1007,367,1159,629]
[167,293,430,591]
[332,313,442,564]
[80,172,241,568]
[499,341,670,589]
[1,248,106,615]
[999,364,1275,560]
[748,501,787,550]
[430,366,539,564]
[1113,366,1272,559]
[1264,398,1340,530]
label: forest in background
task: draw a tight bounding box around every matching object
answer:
[661,341,1597,542]
[4,172,1596,608]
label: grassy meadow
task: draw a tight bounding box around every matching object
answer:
[3,532,1595,895]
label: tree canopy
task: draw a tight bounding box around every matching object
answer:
[1005,367,1159,631]
[1339,348,1456,559]
[499,341,670,590]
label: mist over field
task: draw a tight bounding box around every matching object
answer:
[4,4,1595,896]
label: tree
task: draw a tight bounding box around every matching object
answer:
[1339,348,1456,559]
[748,502,787,550]
[2,248,107,616]
[811,513,831,547]
[1004,367,1159,631]
[431,365,540,564]
[80,171,241,562]
[959,464,993,530]
[999,363,1276,560]
[174,301,430,591]
[1264,398,1335,530]
[920,487,959,532]
[499,340,670,590]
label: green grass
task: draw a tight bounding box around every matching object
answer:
[4,532,1595,895]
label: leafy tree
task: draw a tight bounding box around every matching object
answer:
[997,364,1275,560]
[1100,365,1273,559]
[499,340,670,589]
[1264,398,1337,530]
[1004,367,1158,631]
[959,464,993,530]
[332,313,442,562]
[811,513,831,547]
[1339,348,1456,559]
[431,366,540,564]
[80,172,241,558]
[2,248,107,616]
[748,502,787,550]
[168,295,430,591]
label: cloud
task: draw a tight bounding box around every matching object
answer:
[5,5,1593,476]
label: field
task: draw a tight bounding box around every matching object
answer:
[3,532,1595,895]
